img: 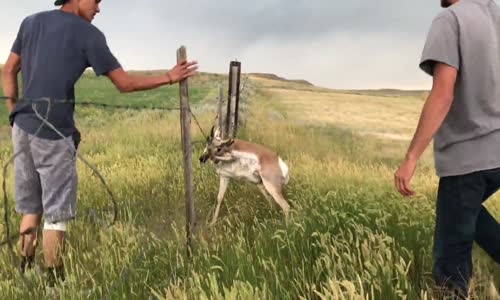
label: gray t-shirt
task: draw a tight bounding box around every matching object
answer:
[10,10,121,140]
[420,0,500,177]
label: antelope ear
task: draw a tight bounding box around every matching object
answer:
[214,127,222,139]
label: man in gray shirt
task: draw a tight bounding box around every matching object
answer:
[1,0,197,285]
[395,0,500,297]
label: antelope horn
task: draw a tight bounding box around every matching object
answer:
[207,126,215,143]
[221,139,235,147]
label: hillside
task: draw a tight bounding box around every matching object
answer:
[247,72,314,86]
[0,70,497,299]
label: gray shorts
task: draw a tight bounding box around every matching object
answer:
[12,123,77,223]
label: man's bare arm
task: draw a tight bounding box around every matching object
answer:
[105,61,198,93]
[394,62,457,196]
[405,63,457,162]
[1,52,21,113]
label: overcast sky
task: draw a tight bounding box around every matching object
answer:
[0,1,479,89]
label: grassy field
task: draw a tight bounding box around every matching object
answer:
[0,71,498,299]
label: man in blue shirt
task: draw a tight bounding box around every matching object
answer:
[1,0,197,284]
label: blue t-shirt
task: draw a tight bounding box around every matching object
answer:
[10,10,121,140]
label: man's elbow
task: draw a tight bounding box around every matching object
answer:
[112,78,137,93]
[429,90,454,113]
[2,64,17,78]
[107,69,136,93]
[438,93,454,106]
[116,82,135,93]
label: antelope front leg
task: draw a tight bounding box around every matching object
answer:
[210,176,230,227]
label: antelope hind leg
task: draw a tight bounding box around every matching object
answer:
[261,177,290,217]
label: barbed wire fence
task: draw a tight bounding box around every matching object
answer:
[0,75,251,237]
[0,96,209,241]
[0,57,252,296]
[0,92,213,295]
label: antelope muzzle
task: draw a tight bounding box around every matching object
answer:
[199,151,210,164]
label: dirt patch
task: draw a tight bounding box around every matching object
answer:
[359,131,412,141]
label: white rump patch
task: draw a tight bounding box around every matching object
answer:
[279,157,289,182]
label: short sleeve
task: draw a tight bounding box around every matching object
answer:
[11,19,26,55]
[420,15,460,76]
[85,29,121,76]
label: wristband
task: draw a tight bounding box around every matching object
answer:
[166,72,173,85]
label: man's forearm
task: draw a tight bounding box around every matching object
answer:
[121,73,170,93]
[107,62,197,94]
[405,94,453,161]
[1,69,19,113]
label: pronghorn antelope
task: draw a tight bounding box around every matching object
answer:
[199,127,290,226]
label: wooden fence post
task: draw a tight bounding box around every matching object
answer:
[226,61,241,138]
[218,82,224,134]
[177,46,196,257]
[233,62,242,137]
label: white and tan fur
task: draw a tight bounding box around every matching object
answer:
[199,127,290,226]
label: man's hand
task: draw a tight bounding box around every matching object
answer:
[166,60,198,84]
[394,158,417,196]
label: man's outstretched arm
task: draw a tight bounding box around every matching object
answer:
[1,52,21,112]
[105,60,198,93]
[394,62,458,196]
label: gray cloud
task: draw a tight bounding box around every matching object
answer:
[0,0,462,89]
[145,1,438,41]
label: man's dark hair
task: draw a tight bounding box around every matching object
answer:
[54,0,70,6]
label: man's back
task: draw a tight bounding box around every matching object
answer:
[420,0,500,176]
[11,9,120,140]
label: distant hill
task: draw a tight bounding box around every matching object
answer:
[247,73,314,86]
[30,68,429,100]
[340,89,429,99]
[246,73,428,99]
[122,70,315,86]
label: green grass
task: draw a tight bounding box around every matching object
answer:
[0,73,497,299]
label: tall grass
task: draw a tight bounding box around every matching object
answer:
[0,73,497,299]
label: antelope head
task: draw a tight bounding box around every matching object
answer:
[199,126,235,164]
